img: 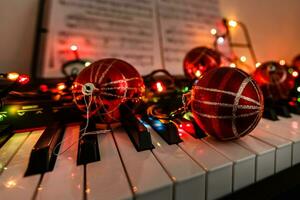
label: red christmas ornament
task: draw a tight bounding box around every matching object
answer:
[72,58,145,123]
[292,54,300,69]
[183,47,221,80]
[253,61,293,100]
[191,67,264,140]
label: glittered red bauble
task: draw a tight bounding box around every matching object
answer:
[72,58,145,123]
[292,54,300,69]
[191,67,264,140]
[183,47,221,80]
[253,61,293,100]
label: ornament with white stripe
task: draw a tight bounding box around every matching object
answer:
[72,58,145,124]
[191,67,264,140]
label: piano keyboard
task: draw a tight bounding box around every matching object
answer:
[0,115,300,200]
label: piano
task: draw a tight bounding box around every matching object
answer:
[1,0,299,198]
[0,113,300,200]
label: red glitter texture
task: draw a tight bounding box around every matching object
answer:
[253,61,294,100]
[72,58,144,123]
[191,67,264,140]
[183,47,221,80]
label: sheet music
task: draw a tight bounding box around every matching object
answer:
[42,0,161,77]
[158,0,220,74]
[41,0,220,77]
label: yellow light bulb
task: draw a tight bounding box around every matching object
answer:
[230,63,236,68]
[195,70,201,77]
[70,45,78,51]
[57,83,66,91]
[228,20,238,28]
[8,105,19,115]
[210,28,217,35]
[256,62,261,68]
[84,61,91,67]
[7,72,19,81]
[292,71,299,77]
[156,82,164,92]
[279,59,286,65]
[240,56,247,62]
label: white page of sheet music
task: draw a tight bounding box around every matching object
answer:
[40,0,220,78]
[42,0,162,77]
[157,0,220,74]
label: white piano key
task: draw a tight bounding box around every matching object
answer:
[291,114,300,120]
[86,132,133,200]
[0,132,29,173]
[149,127,206,200]
[178,132,233,200]
[112,127,173,200]
[0,130,43,200]
[279,115,300,131]
[36,125,83,200]
[203,137,255,191]
[280,115,300,165]
[259,118,300,165]
[234,135,275,181]
[250,127,292,172]
[279,116,300,133]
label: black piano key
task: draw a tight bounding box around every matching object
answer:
[53,102,84,124]
[188,117,207,138]
[120,105,154,151]
[147,116,182,145]
[25,122,65,176]
[77,121,100,165]
[262,97,279,120]
[263,108,279,121]
[288,104,300,115]
[274,102,291,118]
[0,124,13,148]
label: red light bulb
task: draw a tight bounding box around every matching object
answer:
[179,121,195,135]
[17,74,30,85]
[70,44,79,59]
[39,84,48,92]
